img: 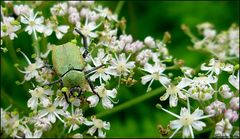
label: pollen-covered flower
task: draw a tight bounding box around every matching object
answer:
[28,86,53,110]
[141,62,170,92]
[20,11,45,40]
[87,85,117,109]
[157,98,213,138]
[85,116,110,138]
[160,78,191,107]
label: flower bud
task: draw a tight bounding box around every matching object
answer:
[224,109,238,123]
[205,100,226,116]
[219,84,233,99]
[144,36,155,48]
[230,97,239,110]
[215,119,232,138]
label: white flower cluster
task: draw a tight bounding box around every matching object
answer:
[157,24,239,138]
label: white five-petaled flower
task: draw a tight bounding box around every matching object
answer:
[87,85,117,109]
[201,58,233,75]
[38,101,65,124]
[44,20,69,39]
[157,98,213,138]
[160,78,191,107]
[16,51,44,82]
[88,49,112,84]
[108,53,135,77]
[85,116,110,138]
[20,11,45,40]
[1,16,21,40]
[141,62,170,92]
[28,86,53,110]
[228,70,239,90]
[65,107,86,133]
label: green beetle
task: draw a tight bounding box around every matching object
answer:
[45,28,103,103]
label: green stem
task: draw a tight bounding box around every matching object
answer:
[32,34,40,58]
[114,1,125,15]
[4,38,18,63]
[96,86,165,118]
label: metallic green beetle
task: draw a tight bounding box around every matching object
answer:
[45,28,103,103]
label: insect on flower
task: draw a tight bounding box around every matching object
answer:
[43,28,104,103]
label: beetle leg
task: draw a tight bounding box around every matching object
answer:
[86,77,100,99]
[61,68,84,77]
[74,28,89,58]
[42,78,62,87]
[84,64,105,75]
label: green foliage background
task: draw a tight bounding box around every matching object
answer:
[1,1,239,138]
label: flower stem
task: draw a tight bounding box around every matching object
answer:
[114,1,125,15]
[96,86,165,118]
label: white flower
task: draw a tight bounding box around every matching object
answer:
[85,116,110,138]
[215,119,233,138]
[44,20,69,39]
[50,2,68,16]
[38,101,65,124]
[107,53,135,77]
[76,17,101,39]
[20,11,45,40]
[228,70,239,90]
[24,129,42,138]
[201,58,233,75]
[13,4,32,16]
[1,16,21,40]
[16,51,44,81]
[141,62,170,92]
[33,117,52,131]
[65,108,86,133]
[95,6,118,22]
[88,49,112,84]
[157,98,213,138]
[160,78,191,107]
[87,85,117,109]
[28,86,53,110]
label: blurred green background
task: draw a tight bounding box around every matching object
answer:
[1,1,239,138]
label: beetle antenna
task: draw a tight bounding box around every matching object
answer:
[74,28,89,58]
